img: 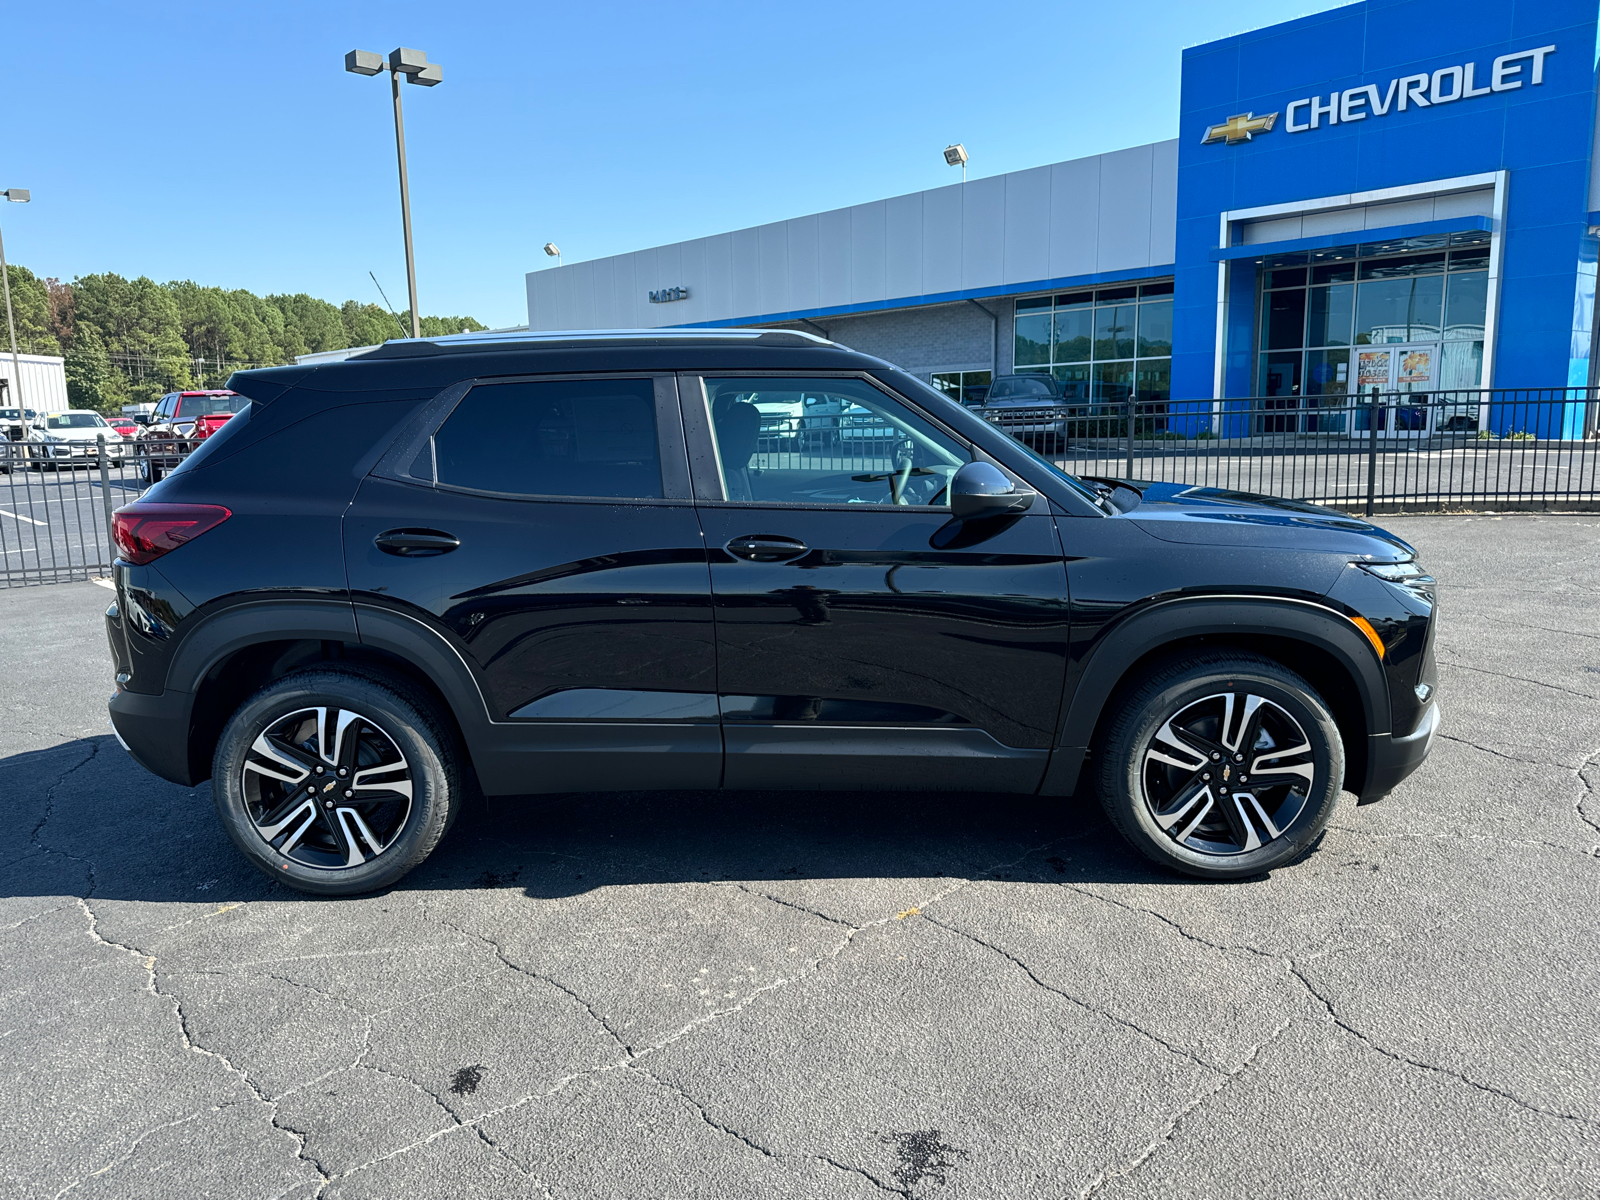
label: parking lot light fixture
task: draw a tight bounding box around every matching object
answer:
[944,143,968,183]
[0,188,31,437]
[544,243,562,267]
[345,47,445,339]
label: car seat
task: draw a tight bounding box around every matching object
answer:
[711,397,761,501]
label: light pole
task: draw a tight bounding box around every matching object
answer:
[543,242,562,268]
[943,143,968,184]
[345,48,443,340]
[0,188,30,439]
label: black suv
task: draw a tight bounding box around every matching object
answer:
[105,331,1438,895]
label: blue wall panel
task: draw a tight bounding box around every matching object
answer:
[1174,0,1600,398]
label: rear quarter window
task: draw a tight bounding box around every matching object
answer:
[433,378,663,500]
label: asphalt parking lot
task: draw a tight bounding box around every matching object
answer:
[3,513,1598,1199]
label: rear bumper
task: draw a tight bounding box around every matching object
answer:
[108,686,199,786]
[1359,700,1439,803]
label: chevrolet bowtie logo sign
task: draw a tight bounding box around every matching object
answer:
[1202,111,1279,145]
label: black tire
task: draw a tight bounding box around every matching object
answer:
[211,668,461,896]
[141,457,162,484]
[1096,652,1343,879]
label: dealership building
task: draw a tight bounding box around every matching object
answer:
[526,0,1598,430]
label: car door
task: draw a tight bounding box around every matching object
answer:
[343,372,720,793]
[682,371,1071,792]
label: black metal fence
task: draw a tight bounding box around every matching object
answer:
[0,436,188,587]
[981,387,1600,514]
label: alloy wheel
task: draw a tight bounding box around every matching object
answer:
[241,706,414,870]
[1140,691,1316,856]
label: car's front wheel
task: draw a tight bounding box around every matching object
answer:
[1096,653,1343,879]
[212,669,461,895]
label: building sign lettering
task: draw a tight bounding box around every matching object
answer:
[648,286,690,303]
[1201,44,1556,145]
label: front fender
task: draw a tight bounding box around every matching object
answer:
[1040,595,1389,797]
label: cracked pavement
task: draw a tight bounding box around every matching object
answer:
[3,513,1598,1199]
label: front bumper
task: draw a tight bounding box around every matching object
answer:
[1359,700,1439,803]
[34,442,126,460]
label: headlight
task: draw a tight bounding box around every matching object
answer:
[1356,559,1433,583]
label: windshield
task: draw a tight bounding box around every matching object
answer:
[1,409,38,420]
[183,395,245,416]
[886,369,1110,510]
[45,413,107,429]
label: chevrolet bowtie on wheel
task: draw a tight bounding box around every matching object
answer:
[104,330,1439,895]
[1098,654,1343,878]
[211,671,459,895]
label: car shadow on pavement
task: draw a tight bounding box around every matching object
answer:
[4,734,1198,907]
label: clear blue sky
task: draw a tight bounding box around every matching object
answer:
[6,0,1348,329]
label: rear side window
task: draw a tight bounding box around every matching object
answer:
[434,378,663,499]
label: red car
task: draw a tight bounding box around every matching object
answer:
[107,417,139,438]
[137,390,247,482]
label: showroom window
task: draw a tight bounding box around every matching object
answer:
[1013,281,1172,405]
[1254,230,1489,401]
[929,370,992,406]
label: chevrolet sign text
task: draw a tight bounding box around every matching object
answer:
[1284,44,1555,133]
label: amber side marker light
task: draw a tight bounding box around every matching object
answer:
[1350,615,1386,660]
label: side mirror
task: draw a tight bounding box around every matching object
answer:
[949,461,1036,520]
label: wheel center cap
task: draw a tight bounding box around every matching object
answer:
[1221,763,1233,784]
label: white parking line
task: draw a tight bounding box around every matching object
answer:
[0,509,46,526]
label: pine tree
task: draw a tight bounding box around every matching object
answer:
[64,327,122,412]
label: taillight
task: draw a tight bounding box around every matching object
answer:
[112,503,231,565]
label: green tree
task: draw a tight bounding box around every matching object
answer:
[269,293,348,358]
[74,274,193,403]
[64,326,122,411]
[0,264,59,355]
[415,314,490,338]
[341,300,404,348]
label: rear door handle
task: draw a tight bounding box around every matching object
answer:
[375,528,460,557]
[725,534,809,563]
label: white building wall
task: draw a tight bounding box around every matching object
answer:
[526,140,1179,331]
[0,353,68,412]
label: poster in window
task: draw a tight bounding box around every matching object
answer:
[1356,350,1391,392]
[1398,348,1433,385]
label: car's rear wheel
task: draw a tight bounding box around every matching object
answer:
[212,669,460,896]
[1096,653,1342,879]
[138,455,162,483]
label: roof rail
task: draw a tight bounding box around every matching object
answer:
[378,327,834,348]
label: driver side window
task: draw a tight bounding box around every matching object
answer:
[702,376,970,507]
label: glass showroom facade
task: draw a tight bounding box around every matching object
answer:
[1011,282,1174,403]
[1255,230,1490,404]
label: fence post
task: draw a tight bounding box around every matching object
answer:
[97,434,115,572]
[1125,394,1135,480]
[1364,388,1379,517]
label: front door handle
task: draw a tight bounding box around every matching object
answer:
[375,528,460,557]
[725,534,809,563]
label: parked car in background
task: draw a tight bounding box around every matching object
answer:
[137,389,246,482]
[19,410,127,470]
[969,374,1072,452]
[1,407,40,441]
[107,417,140,439]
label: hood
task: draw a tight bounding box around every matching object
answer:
[983,396,1061,409]
[1125,483,1415,559]
[37,426,120,443]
